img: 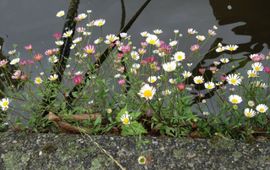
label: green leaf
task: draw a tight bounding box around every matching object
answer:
[130,111,141,120]
[121,121,147,136]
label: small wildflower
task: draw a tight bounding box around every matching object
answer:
[120,113,131,125]
[244,108,256,118]
[169,40,178,47]
[182,71,192,78]
[187,28,198,35]
[138,84,156,100]
[190,44,200,52]
[63,30,73,38]
[0,98,10,111]
[146,34,159,45]
[56,10,65,17]
[48,74,58,81]
[153,29,163,34]
[140,31,149,37]
[94,19,106,27]
[105,34,119,44]
[225,44,238,52]
[8,49,16,55]
[48,55,59,63]
[247,70,258,78]
[34,77,43,85]
[173,51,186,62]
[193,76,204,84]
[24,44,33,51]
[196,35,206,41]
[106,108,112,114]
[138,156,147,165]
[256,104,268,113]
[162,61,177,72]
[130,51,140,60]
[220,58,229,63]
[226,74,242,86]
[10,58,20,65]
[147,76,157,83]
[229,94,242,104]
[84,45,95,55]
[251,62,264,72]
[55,40,64,46]
[248,100,255,107]
[204,82,215,89]
[177,83,186,91]
[75,13,87,21]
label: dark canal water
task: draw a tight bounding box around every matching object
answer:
[1,0,270,54]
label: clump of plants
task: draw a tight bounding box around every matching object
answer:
[0,9,269,141]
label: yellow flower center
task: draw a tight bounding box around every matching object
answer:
[246,112,252,118]
[122,118,130,125]
[231,79,237,84]
[2,101,8,107]
[177,56,183,60]
[254,67,260,71]
[232,99,238,104]
[149,39,156,45]
[259,108,265,112]
[143,90,153,98]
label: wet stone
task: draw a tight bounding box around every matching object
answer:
[0,132,269,169]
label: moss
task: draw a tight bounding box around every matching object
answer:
[173,148,186,159]
[232,151,242,161]
[90,154,114,170]
[2,151,31,170]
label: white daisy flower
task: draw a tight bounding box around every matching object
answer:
[56,10,65,18]
[48,74,58,81]
[94,19,106,27]
[55,40,64,46]
[193,76,204,84]
[146,34,159,45]
[251,62,264,72]
[226,74,242,86]
[140,31,149,37]
[187,28,198,35]
[182,71,192,78]
[10,58,20,65]
[256,104,268,113]
[120,113,131,125]
[72,37,82,44]
[244,108,257,118]
[131,51,140,60]
[225,44,238,52]
[162,61,177,72]
[228,94,242,104]
[196,35,206,41]
[34,77,43,85]
[169,40,178,47]
[63,30,73,38]
[204,82,215,89]
[138,84,156,100]
[0,98,10,111]
[153,29,163,34]
[173,51,186,62]
[147,76,157,83]
[105,34,119,44]
[247,70,258,78]
[220,58,229,63]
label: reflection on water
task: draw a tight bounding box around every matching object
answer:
[210,0,270,53]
